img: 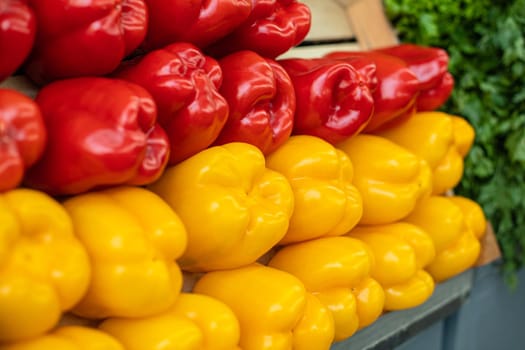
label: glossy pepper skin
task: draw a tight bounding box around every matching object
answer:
[325,51,420,132]
[102,315,203,350]
[193,264,335,350]
[25,0,147,84]
[293,293,335,350]
[143,0,252,50]
[452,115,475,158]
[266,135,362,244]
[374,111,472,194]
[337,134,432,225]
[348,223,435,311]
[0,1,36,82]
[24,77,170,196]
[432,115,475,194]
[0,326,124,350]
[149,142,294,272]
[269,237,384,341]
[376,44,454,111]
[206,0,312,59]
[448,195,487,240]
[0,89,46,192]
[0,189,90,342]
[115,43,229,164]
[170,293,241,350]
[100,293,241,350]
[63,186,187,319]
[405,196,481,282]
[278,58,374,144]
[213,51,295,155]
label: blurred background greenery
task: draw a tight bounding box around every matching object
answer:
[384,0,525,286]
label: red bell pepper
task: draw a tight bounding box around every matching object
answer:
[0,89,46,192]
[279,58,374,144]
[415,72,454,111]
[115,43,229,164]
[0,0,36,82]
[213,50,295,155]
[375,44,454,111]
[25,0,148,85]
[206,0,312,59]
[339,56,379,93]
[142,0,252,50]
[325,51,420,132]
[24,77,170,195]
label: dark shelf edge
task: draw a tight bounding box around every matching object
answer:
[331,269,474,350]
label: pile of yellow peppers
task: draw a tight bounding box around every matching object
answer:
[0,111,487,349]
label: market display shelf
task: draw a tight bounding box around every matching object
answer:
[331,269,474,350]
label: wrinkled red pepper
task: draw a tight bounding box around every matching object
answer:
[206,0,312,59]
[24,77,170,195]
[0,89,46,192]
[325,51,420,132]
[213,51,295,155]
[25,0,148,84]
[376,44,454,111]
[279,57,374,144]
[0,0,36,82]
[143,0,252,50]
[115,43,229,164]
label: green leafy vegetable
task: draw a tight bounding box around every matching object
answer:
[384,0,525,286]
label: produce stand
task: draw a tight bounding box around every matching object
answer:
[0,0,505,349]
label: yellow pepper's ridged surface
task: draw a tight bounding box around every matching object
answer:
[432,147,464,195]
[448,195,487,239]
[293,293,335,350]
[266,135,363,244]
[405,196,481,282]
[100,314,203,350]
[451,116,476,158]
[349,223,435,310]
[268,237,384,341]
[99,292,241,350]
[170,293,241,350]
[194,264,334,350]
[0,326,124,350]
[337,135,432,225]
[374,111,474,194]
[63,186,187,319]
[149,143,294,272]
[0,189,91,342]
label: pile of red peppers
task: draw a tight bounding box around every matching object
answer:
[1,0,455,196]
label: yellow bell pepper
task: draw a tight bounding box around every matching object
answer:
[404,196,481,282]
[0,326,124,350]
[100,314,203,350]
[293,293,335,350]
[99,292,241,350]
[268,237,384,341]
[0,189,90,342]
[149,143,294,272]
[265,135,362,244]
[170,293,241,350]
[63,186,187,319]
[348,223,435,311]
[374,111,475,194]
[448,195,487,239]
[337,134,432,225]
[451,116,475,158]
[193,263,335,350]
